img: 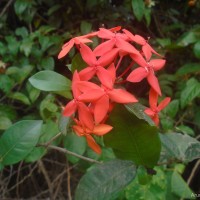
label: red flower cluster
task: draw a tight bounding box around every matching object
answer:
[58,26,170,154]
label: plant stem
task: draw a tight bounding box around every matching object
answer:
[38,144,101,164]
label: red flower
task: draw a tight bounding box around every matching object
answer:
[144,88,171,126]
[58,36,93,59]
[73,120,113,154]
[77,63,138,123]
[79,43,118,84]
[63,71,94,130]
[127,59,166,96]
[123,29,162,61]
[94,28,139,56]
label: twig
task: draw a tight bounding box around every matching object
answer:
[38,144,101,164]
[187,159,200,186]
[67,161,72,200]
[37,159,53,197]
[16,161,23,198]
[44,132,62,147]
[0,0,14,18]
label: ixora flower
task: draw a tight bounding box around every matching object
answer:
[145,88,171,126]
[73,120,113,154]
[59,26,170,153]
[127,59,166,96]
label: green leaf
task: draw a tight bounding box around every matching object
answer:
[176,125,195,136]
[171,171,194,199]
[176,63,200,76]
[29,70,71,98]
[75,159,137,200]
[0,120,43,166]
[8,92,31,105]
[0,104,17,121]
[126,167,166,200]
[58,115,71,135]
[137,166,152,185]
[132,0,145,21]
[180,78,200,108]
[160,132,200,162]
[193,41,200,59]
[0,116,12,130]
[80,21,92,35]
[125,103,155,126]
[104,105,161,168]
[163,100,179,118]
[20,38,33,57]
[144,7,151,26]
[25,120,60,162]
[15,27,28,38]
[177,26,200,47]
[0,74,14,93]
[71,53,87,72]
[64,131,86,164]
[41,57,55,70]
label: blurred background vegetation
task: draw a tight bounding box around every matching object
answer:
[0,0,200,199]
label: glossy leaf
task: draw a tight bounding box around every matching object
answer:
[29,70,71,98]
[75,159,136,200]
[171,171,194,199]
[64,131,87,163]
[8,92,31,105]
[104,105,160,167]
[58,115,71,135]
[176,63,200,76]
[193,41,200,59]
[132,0,145,21]
[125,103,155,126]
[0,120,43,166]
[126,167,166,200]
[180,78,200,108]
[160,132,200,162]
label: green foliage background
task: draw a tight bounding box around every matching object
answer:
[0,0,200,199]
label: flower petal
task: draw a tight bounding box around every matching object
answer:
[149,88,158,110]
[75,37,93,44]
[142,44,152,61]
[97,48,119,66]
[94,95,109,124]
[149,59,166,71]
[58,40,74,59]
[116,38,139,55]
[73,125,84,136]
[77,81,101,92]
[63,100,77,116]
[130,54,147,68]
[79,67,96,81]
[144,108,155,117]
[147,72,162,96]
[127,67,148,82]
[80,43,96,66]
[93,39,115,56]
[122,29,135,41]
[85,134,101,154]
[93,124,113,136]
[78,89,105,102]
[152,114,159,126]
[96,67,113,89]
[107,63,116,82]
[108,89,138,103]
[157,97,171,112]
[98,28,114,39]
[78,102,94,130]
[133,35,146,45]
[72,70,81,98]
